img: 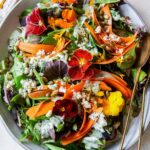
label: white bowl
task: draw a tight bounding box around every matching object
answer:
[0,0,150,149]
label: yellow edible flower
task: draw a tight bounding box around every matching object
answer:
[96,91,104,97]
[116,56,124,63]
[53,34,62,40]
[52,0,76,4]
[103,91,125,117]
[90,0,95,5]
[53,30,65,40]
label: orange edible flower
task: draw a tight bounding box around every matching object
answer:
[66,0,77,4]
[62,9,77,22]
[47,17,56,29]
[48,17,74,29]
[55,18,74,28]
[52,0,77,4]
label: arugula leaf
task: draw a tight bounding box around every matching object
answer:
[56,123,64,132]
[0,84,2,101]
[20,9,32,18]
[43,139,55,144]
[26,97,31,107]
[19,8,32,23]
[14,75,26,89]
[33,69,45,85]
[45,144,65,150]
[66,42,78,51]
[43,28,72,45]
[132,69,147,82]
[43,30,62,45]
[117,47,136,70]
[39,0,50,3]
[19,110,41,143]
[89,35,96,48]
[0,60,6,71]
[0,75,4,84]
[8,94,22,111]
[31,96,51,101]
[65,143,81,150]
[95,0,120,4]
[10,94,22,104]
[74,7,85,14]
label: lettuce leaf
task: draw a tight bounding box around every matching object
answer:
[132,69,147,82]
[95,0,120,4]
[43,30,62,45]
[117,47,136,70]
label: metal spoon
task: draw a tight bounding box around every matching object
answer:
[119,33,150,150]
[118,1,150,150]
[137,60,150,150]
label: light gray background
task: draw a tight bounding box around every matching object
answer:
[0,0,150,149]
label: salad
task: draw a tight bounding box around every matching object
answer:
[0,0,148,149]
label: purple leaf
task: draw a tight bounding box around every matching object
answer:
[44,60,68,81]
[20,16,27,26]
[3,86,13,105]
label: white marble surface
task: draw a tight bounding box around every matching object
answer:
[0,0,150,150]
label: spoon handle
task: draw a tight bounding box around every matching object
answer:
[138,64,150,150]
[119,67,141,150]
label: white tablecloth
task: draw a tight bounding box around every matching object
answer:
[0,0,150,149]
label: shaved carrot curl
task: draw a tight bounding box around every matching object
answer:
[18,42,55,54]
[26,101,55,119]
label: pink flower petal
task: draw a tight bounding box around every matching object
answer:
[26,23,47,36]
[26,8,42,24]
[74,49,93,61]
[82,68,94,80]
[25,8,47,36]
[68,56,79,67]
[68,67,84,81]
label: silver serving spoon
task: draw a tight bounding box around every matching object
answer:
[137,60,150,150]
[118,1,150,150]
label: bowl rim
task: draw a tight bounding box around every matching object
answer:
[0,0,150,150]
